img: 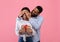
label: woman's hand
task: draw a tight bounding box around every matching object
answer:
[26,26,33,35]
[19,25,25,35]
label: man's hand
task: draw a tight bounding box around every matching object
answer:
[18,11,24,18]
[25,13,31,20]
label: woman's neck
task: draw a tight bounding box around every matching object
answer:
[22,18,29,21]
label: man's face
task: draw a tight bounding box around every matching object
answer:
[21,10,30,20]
[31,8,39,17]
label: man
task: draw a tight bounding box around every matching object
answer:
[18,6,43,42]
[15,7,35,42]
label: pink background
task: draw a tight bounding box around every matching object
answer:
[0,0,60,42]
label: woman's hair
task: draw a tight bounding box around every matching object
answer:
[21,7,30,12]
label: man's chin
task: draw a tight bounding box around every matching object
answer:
[31,15,37,17]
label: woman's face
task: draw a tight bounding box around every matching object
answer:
[21,10,30,20]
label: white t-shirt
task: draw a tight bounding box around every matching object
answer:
[15,18,36,37]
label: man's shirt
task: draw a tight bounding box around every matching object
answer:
[29,16,43,42]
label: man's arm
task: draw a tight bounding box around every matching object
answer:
[29,16,43,30]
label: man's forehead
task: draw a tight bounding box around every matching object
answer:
[32,8,39,12]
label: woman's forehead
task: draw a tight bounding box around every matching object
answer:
[22,10,29,12]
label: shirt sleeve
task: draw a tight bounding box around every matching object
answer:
[31,28,36,36]
[15,17,22,36]
[15,17,24,36]
[29,16,43,30]
[15,19,20,36]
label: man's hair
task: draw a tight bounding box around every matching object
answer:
[36,6,43,13]
[21,7,30,12]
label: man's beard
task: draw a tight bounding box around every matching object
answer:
[31,13,38,17]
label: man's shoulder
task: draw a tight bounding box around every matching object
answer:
[29,16,43,21]
[37,15,43,18]
[36,16,44,21]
